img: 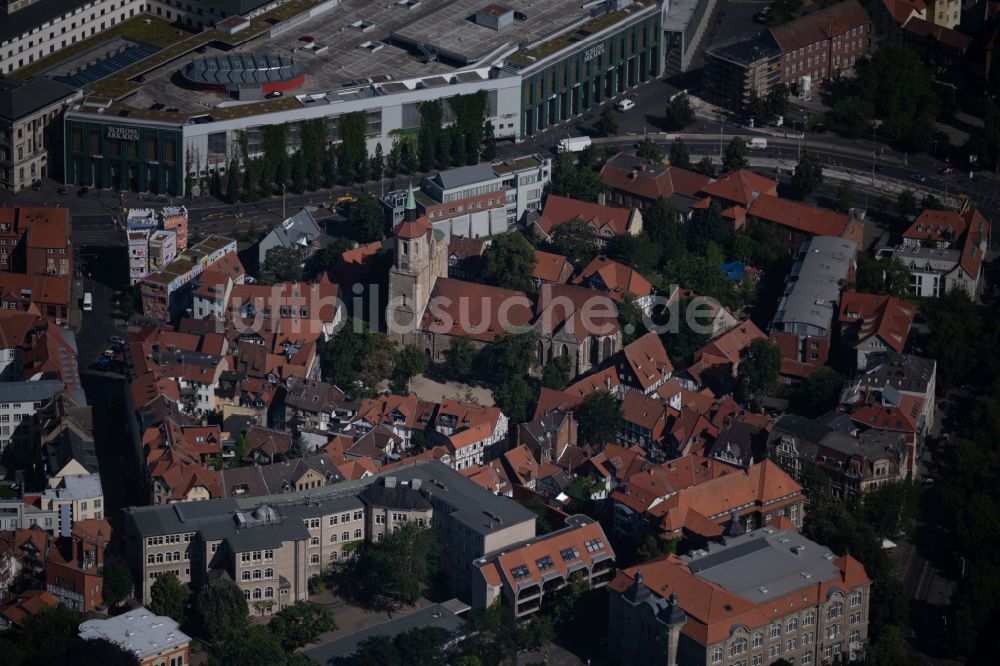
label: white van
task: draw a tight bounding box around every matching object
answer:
[83,292,93,312]
[748,138,768,150]
[615,98,635,112]
[558,136,592,153]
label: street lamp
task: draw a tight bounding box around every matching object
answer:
[281,183,286,220]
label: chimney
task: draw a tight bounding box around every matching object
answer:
[629,168,639,180]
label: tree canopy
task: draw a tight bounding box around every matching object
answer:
[267,603,336,652]
[349,194,388,243]
[663,93,694,131]
[790,153,823,199]
[854,256,911,299]
[481,232,537,291]
[261,246,303,283]
[103,560,133,608]
[196,577,249,642]
[149,572,190,625]
[576,390,623,448]
[736,339,781,403]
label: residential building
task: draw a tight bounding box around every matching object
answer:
[0,378,63,452]
[45,518,109,611]
[0,77,80,192]
[769,413,910,500]
[160,206,189,252]
[902,17,972,79]
[148,229,177,271]
[447,236,485,281]
[611,457,804,544]
[600,153,710,211]
[891,206,990,298]
[0,590,57,629]
[747,195,861,256]
[699,170,779,226]
[257,209,322,266]
[221,454,344,499]
[618,332,674,396]
[533,195,643,246]
[845,352,937,433]
[128,229,151,285]
[0,206,73,276]
[531,249,574,287]
[925,0,960,29]
[473,514,616,617]
[0,272,70,324]
[608,526,872,666]
[79,607,192,666]
[837,292,915,370]
[36,472,104,535]
[686,321,767,389]
[574,255,656,315]
[770,236,857,380]
[282,377,354,433]
[0,498,58,533]
[123,461,536,611]
[140,235,236,322]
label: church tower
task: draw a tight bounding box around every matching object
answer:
[386,183,446,344]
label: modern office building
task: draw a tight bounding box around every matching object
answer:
[57,0,722,196]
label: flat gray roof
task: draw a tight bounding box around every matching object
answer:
[433,163,498,190]
[43,472,102,500]
[391,0,602,65]
[683,527,843,603]
[303,603,466,664]
[0,76,79,122]
[0,379,64,403]
[79,607,191,660]
[772,236,855,331]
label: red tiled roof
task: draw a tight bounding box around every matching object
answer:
[533,387,584,419]
[903,17,973,51]
[448,236,485,261]
[958,207,990,280]
[904,209,967,243]
[622,332,673,391]
[531,249,573,284]
[883,0,926,24]
[694,321,767,368]
[699,169,778,207]
[573,255,654,300]
[838,291,915,352]
[748,195,851,237]
[537,194,635,237]
[422,277,532,342]
[769,0,871,53]
[849,392,925,433]
[600,158,709,201]
[393,216,433,239]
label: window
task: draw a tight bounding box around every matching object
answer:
[770,624,780,639]
[804,611,814,626]
[787,617,798,632]
[850,591,862,607]
[802,653,812,664]
[329,515,338,525]
[310,554,320,564]
[265,568,273,578]
[310,537,320,546]
[752,633,763,648]
[330,534,338,543]
[850,630,860,644]
[241,571,251,581]
[264,550,274,560]
[252,588,262,599]
[342,531,349,541]
[354,528,362,539]
[511,565,531,580]
[849,612,861,625]
[729,638,747,656]
[253,569,262,579]
[828,602,843,620]
[341,513,350,523]
[265,587,274,599]
[353,511,363,520]
[560,546,580,561]
[785,637,796,651]
[711,646,722,663]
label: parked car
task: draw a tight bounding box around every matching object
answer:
[31,181,41,191]
[58,185,70,194]
[615,99,635,112]
[514,11,527,20]
[266,90,283,98]
[910,174,927,183]
[103,348,116,359]
[299,35,315,42]
[938,167,954,176]
[77,186,90,196]
[108,335,126,346]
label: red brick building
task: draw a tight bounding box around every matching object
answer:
[772,0,873,92]
[0,207,72,277]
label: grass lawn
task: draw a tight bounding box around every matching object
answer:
[14,15,187,80]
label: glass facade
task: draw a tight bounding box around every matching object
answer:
[519,13,661,138]
[64,119,184,196]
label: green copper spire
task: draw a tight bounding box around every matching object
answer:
[404,182,416,220]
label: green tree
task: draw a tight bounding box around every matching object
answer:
[835,180,855,213]
[637,534,678,562]
[549,151,611,203]
[291,149,308,192]
[975,100,1000,170]
[355,635,400,666]
[341,522,440,612]
[660,299,711,368]
[303,237,354,280]
[723,137,749,171]
[669,137,691,169]
[593,106,618,137]
[525,496,553,535]
[208,624,285,666]
[636,137,661,161]
[102,561,133,608]
[480,332,539,385]
[349,193,387,243]
[393,344,428,392]
[736,339,781,403]
[226,157,241,203]
[696,155,717,177]
[865,625,921,666]
[790,153,823,199]
[418,100,444,172]
[196,577,250,641]
[338,111,369,183]
[321,320,398,394]
[391,626,448,665]
[854,255,911,299]
[481,233,537,291]
[149,572,190,625]
[541,355,573,390]
[267,603,336,652]
[920,193,945,210]
[260,246,303,283]
[493,375,539,424]
[606,233,661,276]
[482,118,498,161]
[896,189,918,219]
[791,366,843,417]
[863,481,921,539]
[546,218,598,266]
[768,0,803,25]
[663,93,694,131]
[442,337,476,380]
[576,390,622,448]
[370,142,384,183]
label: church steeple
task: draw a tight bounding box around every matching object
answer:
[404,182,416,222]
